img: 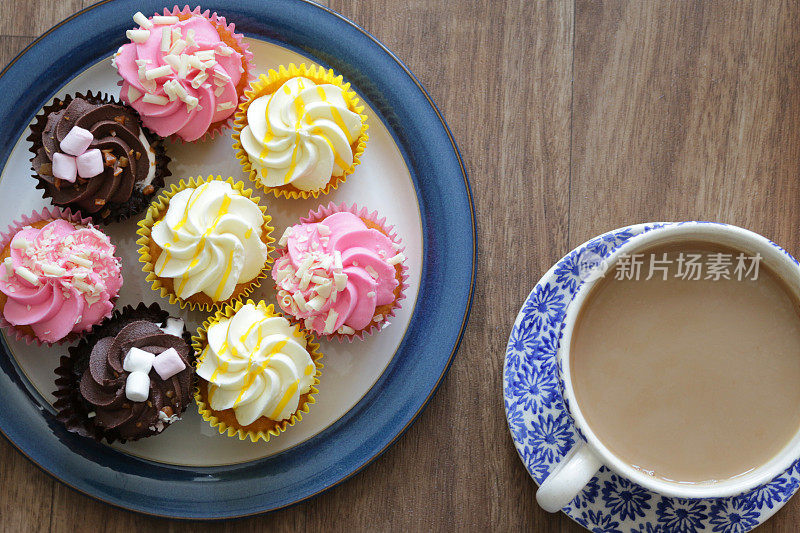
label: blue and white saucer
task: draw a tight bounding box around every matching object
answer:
[503,223,800,533]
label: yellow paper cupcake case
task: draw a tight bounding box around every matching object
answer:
[232,63,370,200]
[191,299,324,442]
[136,175,275,312]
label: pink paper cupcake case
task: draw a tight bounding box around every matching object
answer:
[283,202,409,343]
[119,5,255,144]
[0,207,118,346]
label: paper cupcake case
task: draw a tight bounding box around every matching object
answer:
[278,202,409,343]
[0,207,116,347]
[191,299,324,443]
[122,5,256,144]
[26,91,172,225]
[232,63,370,200]
[135,175,275,312]
[52,302,195,444]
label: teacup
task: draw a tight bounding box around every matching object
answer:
[536,222,800,512]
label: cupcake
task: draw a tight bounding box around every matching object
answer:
[53,302,194,443]
[233,63,369,199]
[112,6,253,142]
[194,300,322,442]
[272,203,407,340]
[136,176,273,311]
[27,92,170,224]
[0,208,123,345]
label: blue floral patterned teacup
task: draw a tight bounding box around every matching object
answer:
[536,222,800,513]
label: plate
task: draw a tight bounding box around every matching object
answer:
[0,0,475,519]
[503,223,800,533]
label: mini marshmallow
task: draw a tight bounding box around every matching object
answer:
[123,346,155,373]
[152,347,186,380]
[52,153,77,182]
[160,317,184,337]
[125,371,150,402]
[76,149,103,178]
[60,126,94,156]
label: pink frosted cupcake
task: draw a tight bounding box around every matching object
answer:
[112,6,253,142]
[0,208,123,345]
[272,203,408,341]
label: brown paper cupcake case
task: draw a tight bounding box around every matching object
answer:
[26,90,171,224]
[52,302,194,444]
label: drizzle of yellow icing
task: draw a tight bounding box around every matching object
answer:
[174,182,208,231]
[233,339,288,408]
[159,183,209,273]
[304,363,314,376]
[212,248,235,301]
[283,138,300,184]
[258,115,274,159]
[239,318,262,345]
[312,126,351,171]
[244,227,253,239]
[293,92,306,123]
[270,379,299,420]
[209,359,228,382]
[279,88,310,184]
[315,86,353,144]
[157,250,172,275]
[175,194,231,296]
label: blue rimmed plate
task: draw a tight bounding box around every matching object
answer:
[0,0,474,519]
[503,223,800,533]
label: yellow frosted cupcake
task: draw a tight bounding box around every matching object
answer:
[193,300,322,442]
[136,176,273,311]
[232,63,369,199]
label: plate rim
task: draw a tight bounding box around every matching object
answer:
[0,0,476,519]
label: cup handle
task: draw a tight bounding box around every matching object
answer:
[536,442,603,513]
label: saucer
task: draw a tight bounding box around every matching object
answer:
[503,223,800,533]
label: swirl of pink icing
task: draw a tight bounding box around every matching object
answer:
[0,220,123,343]
[114,12,244,141]
[273,212,405,335]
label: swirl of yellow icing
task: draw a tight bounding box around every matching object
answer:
[239,77,363,191]
[196,303,316,424]
[151,180,267,300]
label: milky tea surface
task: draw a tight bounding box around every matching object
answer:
[572,242,800,482]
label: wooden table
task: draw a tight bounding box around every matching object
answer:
[2,1,800,531]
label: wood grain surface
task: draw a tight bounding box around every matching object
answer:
[2,1,800,531]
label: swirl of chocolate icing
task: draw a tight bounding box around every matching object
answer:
[32,96,157,215]
[78,320,192,439]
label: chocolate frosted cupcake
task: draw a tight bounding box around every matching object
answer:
[53,302,193,443]
[28,92,170,224]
